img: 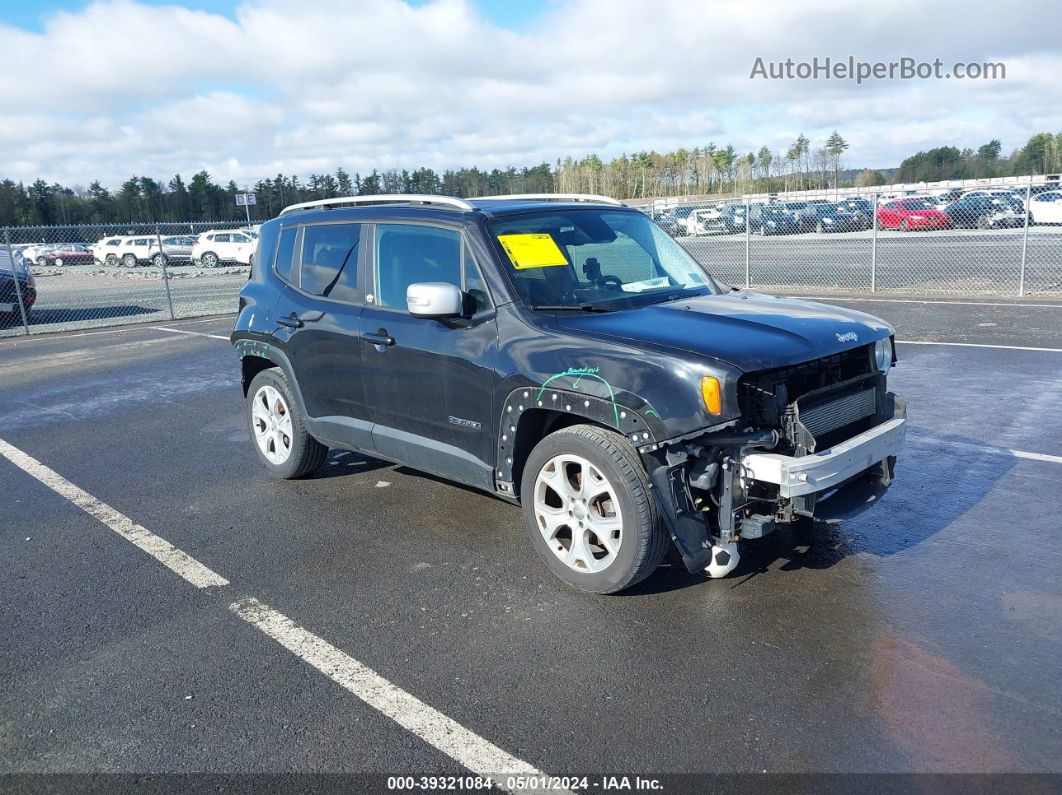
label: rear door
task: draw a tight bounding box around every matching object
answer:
[359,222,498,489]
[270,221,371,450]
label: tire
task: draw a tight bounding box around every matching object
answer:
[53,257,63,266]
[977,215,990,230]
[152,253,167,268]
[36,257,46,265]
[246,368,328,479]
[816,221,824,234]
[201,251,219,268]
[900,219,909,232]
[122,253,138,268]
[105,254,118,266]
[1028,213,1036,226]
[520,424,668,594]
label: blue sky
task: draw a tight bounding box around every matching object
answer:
[0,0,553,32]
[1,0,1058,188]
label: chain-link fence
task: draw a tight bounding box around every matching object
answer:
[0,220,255,338]
[3,183,1062,338]
[643,178,1062,298]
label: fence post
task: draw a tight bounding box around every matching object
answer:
[744,194,751,288]
[870,193,879,292]
[3,228,31,336]
[1018,183,1031,297]
[155,223,176,320]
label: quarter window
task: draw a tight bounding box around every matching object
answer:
[275,226,297,281]
[300,223,362,298]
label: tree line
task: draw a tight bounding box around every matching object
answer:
[1,131,1059,228]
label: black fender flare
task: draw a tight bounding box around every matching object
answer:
[495,384,668,491]
[233,338,315,427]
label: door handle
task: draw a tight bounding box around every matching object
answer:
[276,313,303,329]
[362,330,395,347]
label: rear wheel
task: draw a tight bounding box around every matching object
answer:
[105,254,118,266]
[816,221,825,234]
[900,219,910,232]
[53,257,64,266]
[121,253,137,267]
[246,368,327,479]
[521,425,668,594]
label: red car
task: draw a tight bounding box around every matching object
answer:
[42,244,95,266]
[876,198,950,231]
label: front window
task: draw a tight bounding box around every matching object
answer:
[488,209,716,311]
[375,224,461,309]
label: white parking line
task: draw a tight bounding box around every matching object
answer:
[0,436,558,785]
[926,437,1062,466]
[898,340,1062,353]
[152,326,230,341]
[0,438,229,588]
[230,597,559,792]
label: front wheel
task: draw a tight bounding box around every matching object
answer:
[152,253,167,268]
[122,253,138,267]
[520,424,668,594]
[201,251,219,267]
[246,368,328,479]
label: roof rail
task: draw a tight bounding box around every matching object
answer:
[279,194,474,216]
[472,193,625,206]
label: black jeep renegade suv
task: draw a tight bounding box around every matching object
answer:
[232,193,905,594]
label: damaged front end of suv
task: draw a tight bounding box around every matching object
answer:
[639,334,905,577]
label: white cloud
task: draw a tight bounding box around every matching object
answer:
[1,0,1060,188]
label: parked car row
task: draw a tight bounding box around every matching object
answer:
[17,230,258,268]
[656,187,1062,237]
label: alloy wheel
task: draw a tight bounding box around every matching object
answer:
[533,454,623,574]
[251,384,294,465]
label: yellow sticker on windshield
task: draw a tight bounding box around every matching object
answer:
[497,233,569,269]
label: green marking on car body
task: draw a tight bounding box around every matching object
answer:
[536,367,619,428]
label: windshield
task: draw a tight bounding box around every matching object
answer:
[488,209,717,311]
[901,199,936,210]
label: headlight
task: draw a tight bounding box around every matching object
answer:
[874,337,893,373]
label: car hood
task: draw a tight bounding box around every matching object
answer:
[553,291,892,372]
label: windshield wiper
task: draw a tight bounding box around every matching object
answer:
[530,304,617,313]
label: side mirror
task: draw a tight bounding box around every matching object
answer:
[407,282,464,318]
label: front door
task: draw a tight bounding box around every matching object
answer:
[270,220,372,450]
[359,222,498,490]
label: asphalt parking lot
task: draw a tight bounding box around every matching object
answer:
[2,299,1061,786]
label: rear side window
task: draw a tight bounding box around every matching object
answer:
[300,223,361,298]
[375,225,461,309]
[275,227,297,281]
